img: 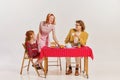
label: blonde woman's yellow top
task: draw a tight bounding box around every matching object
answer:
[65,28,88,46]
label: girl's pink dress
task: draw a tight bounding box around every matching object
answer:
[37,21,55,52]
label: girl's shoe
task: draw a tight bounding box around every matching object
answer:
[32,64,42,70]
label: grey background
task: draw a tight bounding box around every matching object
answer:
[0,0,120,80]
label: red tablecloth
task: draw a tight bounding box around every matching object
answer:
[40,46,94,60]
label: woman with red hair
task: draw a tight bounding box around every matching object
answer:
[37,13,60,52]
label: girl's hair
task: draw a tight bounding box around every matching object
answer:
[46,13,56,25]
[25,30,34,42]
[76,20,85,31]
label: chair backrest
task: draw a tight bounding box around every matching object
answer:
[22,43,29,59]
[22,43,27,52]
[22,43,25,48]
[50,42,57,48]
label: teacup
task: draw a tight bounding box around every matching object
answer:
[65,43,72,48]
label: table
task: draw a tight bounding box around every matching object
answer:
[40,46,94,78]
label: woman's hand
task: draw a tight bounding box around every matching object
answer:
[59,44,65,48]
[52,30,61,47]
[57,43,61,47]
[74,33,79,38]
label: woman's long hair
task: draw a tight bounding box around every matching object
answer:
[76,20,85,31]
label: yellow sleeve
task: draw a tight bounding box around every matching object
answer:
[64,29,72,43]
[79,32,88,46]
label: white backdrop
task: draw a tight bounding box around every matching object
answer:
[0,0,120,79]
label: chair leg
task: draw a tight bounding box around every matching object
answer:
[30,59,40,76]
[59,58,62,71]
[65,62,67,73]
[57,58,59,66]
[20,54,25,75]
[86,57,88,78]
[84,57,85,73]
[80,58,81,73]
[27,59,30,71]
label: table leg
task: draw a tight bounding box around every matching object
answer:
[44,57,48,77]
[84,57,88,78]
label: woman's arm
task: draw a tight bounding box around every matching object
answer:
[37,22,42,43]
[37,32,41,42]
[78,32,88,46]
[64,29,72,44]
[52,30,60,46]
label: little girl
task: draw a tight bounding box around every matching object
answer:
[25,30,43,69]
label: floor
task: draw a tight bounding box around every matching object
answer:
[0,57,120,80]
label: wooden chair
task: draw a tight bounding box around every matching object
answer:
[20,43,45,77]
[44,42,62,73]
